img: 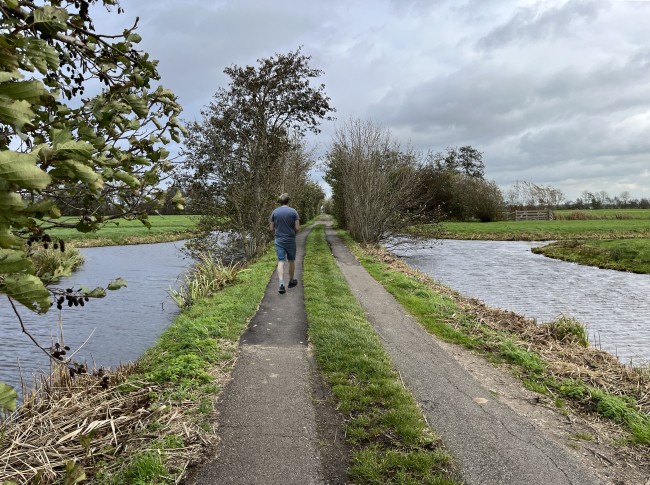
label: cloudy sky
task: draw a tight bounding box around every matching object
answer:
[96,0,650,201]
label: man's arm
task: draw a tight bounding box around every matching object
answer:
[294,219,300,234]
[269,221,275,232]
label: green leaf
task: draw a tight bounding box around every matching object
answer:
[0,273,50,314]
[22,198,55,215]
[81,286,106,298]
[32,6,69,35]
[75,220,94,233]
[113,171,140,188]
[0,151,51,189]
[63,460,86,485]
[0,223,22,249]
[124,94,148,118]
[107,277,127,290]
[0,80,50,103]
[56,140,95,161]
[61,160,103,191]
[4,0,19,9]
[24,39,59,73]
[0,96,34,130]
[0,249,34,274]
[127,33,142,44]
[0,382,17,413]
[0,71,21,83]
[0,190,27,213]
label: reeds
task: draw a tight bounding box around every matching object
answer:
[31,246,85,283]
[0,368,211,484]
[169,252,241,308]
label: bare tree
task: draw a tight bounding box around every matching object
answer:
[324,119,420,243]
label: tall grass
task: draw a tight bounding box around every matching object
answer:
[169,253,241,308]
[31,247,85,283]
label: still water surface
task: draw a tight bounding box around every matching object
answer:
[392,239,650,365]
[0,242,189,393]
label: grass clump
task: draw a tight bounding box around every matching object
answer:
[31,246,85,283]
[169,252,241,308]
[303,225,458,484]
[541,316,589,347]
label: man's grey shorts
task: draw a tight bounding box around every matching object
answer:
[275,239,296,261]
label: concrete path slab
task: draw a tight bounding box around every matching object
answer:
[325,225,601,485]
[186,226,325,485]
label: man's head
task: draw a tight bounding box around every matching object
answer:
[278,193,290,205]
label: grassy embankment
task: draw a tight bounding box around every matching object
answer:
[46,214,200,247]
[408,209,650,274]
[340,230,650,452]
[303,224,458,484]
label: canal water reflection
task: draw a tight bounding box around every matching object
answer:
[391,239,650,366]
[0,241,190,393]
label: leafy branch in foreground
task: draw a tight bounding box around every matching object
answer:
[0,0,185,407]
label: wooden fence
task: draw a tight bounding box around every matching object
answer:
[499,209,553,221]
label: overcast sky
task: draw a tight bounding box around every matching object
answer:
[96,0,650,201]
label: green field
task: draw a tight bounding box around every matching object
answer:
[410,219,650,241]
[45,214,200,247]
[553,209,650,220]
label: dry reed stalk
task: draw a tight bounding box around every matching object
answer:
[0,366,218,484]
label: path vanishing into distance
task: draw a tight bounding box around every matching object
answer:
[185,222,602,485]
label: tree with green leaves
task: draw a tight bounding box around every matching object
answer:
[180,48,333,259]
[0,0,184,409]
[431,145,485,178]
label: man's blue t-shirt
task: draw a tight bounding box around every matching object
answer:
[270,206,299,243]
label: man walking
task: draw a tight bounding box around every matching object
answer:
[269,193,300,294]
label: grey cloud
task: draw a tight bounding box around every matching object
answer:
[477,0,608,51]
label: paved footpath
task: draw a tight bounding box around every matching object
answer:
[325,224,600,485]
[186,225,325,485]
[186,222,602,485]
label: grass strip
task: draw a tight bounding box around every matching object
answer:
[91,249,277,484]
[303,224,458,484]
[338,231,650,446]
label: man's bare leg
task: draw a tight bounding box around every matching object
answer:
[288,260,295,282]
[277,260,285,285]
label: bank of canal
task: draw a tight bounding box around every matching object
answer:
[392,239,650,366]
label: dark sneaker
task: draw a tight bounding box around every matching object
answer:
[279,284,286,294]
[288,279,298,288]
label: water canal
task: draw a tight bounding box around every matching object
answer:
[391,239,650,366]
[0,241,190,394]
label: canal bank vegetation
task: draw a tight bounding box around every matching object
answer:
[303,225,459,484]
[341,233,650,462]
[532,238,650,274]
[0,248,277,484]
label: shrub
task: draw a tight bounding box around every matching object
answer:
[169,253,241,308]
[543,316,588,347]
[31,247,85,284]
